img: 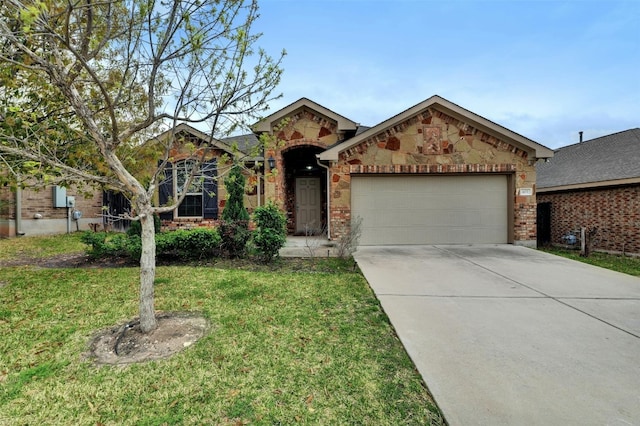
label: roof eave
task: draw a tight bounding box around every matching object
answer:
[319,95,554,161]
[253,98,358,134]
[537,177,640,193]
[153,123,237,155]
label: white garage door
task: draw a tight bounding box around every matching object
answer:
[351,175,508,245]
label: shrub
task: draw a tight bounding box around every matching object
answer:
[221,164,250,223]
[82,228,221,261]
[124,235,142,260]
[156,228,221,260]
[80,231,129,259]
[126,214,161,237]
[220,164,251,258]
[336,216,363,259]
[252,202,287,262]
[219,221,251,258]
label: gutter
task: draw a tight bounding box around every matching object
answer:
[537,177,640,193]
[315,155,331,240]
[15,184,24,236]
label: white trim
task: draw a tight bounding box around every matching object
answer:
[537,177,640,193]
[253,98,358,133]
[319,95,553,161]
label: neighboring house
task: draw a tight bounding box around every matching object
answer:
[536,128,640,255]
[2,95,555,246]
[254,96,553,246]
[0,184,102,237]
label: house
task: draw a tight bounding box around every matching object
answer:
[0,184,103,237]
[536,128,640,255]
[149,123,265,230]
[254,95,553,246]
[2,95,554,246]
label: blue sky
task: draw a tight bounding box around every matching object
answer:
[253,0,639,148]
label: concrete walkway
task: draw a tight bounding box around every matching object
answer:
[279,236,338,258]
[354,245,640,426]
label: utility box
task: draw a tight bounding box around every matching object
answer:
[66,196,76,208]
[53,186,67,208]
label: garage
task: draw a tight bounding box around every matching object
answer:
[351,175,509,245]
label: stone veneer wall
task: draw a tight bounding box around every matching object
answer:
[537,185,640,255]
[265,108,341,227]
[328,107,538,245]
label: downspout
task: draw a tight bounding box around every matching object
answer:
[15,184,25,236]
[315,155,331,240]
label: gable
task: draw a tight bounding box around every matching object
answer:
[320,95,553,162]
[153,123,236,156]
[273,106,343,147]
[253,98,357,135]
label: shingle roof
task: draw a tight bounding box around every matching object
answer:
[221,133,261,155]
[536,128,640,190]
[355,125,371,135]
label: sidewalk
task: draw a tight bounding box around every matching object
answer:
[278,236,337,258]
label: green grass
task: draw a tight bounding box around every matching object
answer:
[541,247,640,277]
[0,236,443,425]
[0,233,86,262]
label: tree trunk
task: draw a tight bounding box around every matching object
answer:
[138,209,157,333]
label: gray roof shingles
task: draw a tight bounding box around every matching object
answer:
[221,133,261,155]
[536,128,640,189]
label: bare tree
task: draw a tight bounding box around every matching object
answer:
[335,216,363,259]
[304,223,328,259]
[0,0,284,333]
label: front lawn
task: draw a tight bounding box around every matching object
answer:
[541,247,640,277]
[0,233,86,262]
[0,237,442,425]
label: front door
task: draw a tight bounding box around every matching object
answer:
[295,177,321,234]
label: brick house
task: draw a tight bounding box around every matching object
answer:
[255,96,553,246]
[536,128,640,255]
[152,124,264,231]
[0,183,103,237]
[2,96,555,245]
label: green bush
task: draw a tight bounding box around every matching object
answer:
[82,228,221,261]
[252,202,287,262]
[124,235,142,260]
[220,164,251,258]
[221,165,250,223]
[219,221,251,258]
[80,232,129,259]
[156,228,221,260]
[126,214,161,237]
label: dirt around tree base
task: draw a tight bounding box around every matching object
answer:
[87,312,210,366]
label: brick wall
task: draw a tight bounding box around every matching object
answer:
[537,185,640,255]
[19,186,100,220]
[0,184,103,237]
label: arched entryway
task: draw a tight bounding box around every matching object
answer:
[282,146,327,235]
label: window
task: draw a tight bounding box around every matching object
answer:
[158,159,218,221]
[175,160,203,217]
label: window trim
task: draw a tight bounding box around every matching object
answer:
[174,160,204,218]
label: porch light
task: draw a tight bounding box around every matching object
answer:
[268,156,276,169]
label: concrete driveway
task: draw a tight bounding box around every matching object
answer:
[354,245,640,426]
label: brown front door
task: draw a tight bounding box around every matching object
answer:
[295,177,321,234]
